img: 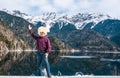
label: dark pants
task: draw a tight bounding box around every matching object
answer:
[36,51,51,77]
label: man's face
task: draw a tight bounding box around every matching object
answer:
[40,32,45,36]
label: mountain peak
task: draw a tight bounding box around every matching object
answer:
[12,10,28,17]
[69,13,111,29]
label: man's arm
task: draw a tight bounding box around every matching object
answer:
[45,38,52,57]
[28,25,38,39]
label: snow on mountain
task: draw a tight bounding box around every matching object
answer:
[1,9,111,30]
[69,13,111,29]
[1,9,12,14]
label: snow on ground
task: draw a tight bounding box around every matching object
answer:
[0,76,120,78]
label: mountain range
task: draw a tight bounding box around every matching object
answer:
[0,9,120,51]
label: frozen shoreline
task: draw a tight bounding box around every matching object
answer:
[0,76,120,78]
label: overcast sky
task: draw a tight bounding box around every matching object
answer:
[0,0,120,18]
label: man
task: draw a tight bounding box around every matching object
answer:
[28,25,51,78]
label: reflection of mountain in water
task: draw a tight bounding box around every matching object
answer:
[0,52,37,75]
[0,51,60,75]
[51,51,120,76]
[0,51,120,76]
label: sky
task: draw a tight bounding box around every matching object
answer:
[0,0,120,18]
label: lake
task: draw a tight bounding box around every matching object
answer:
[0,51,120,76]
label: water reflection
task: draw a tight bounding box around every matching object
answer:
[0,51,120,76]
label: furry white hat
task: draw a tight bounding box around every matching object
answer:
[38,26,47,36]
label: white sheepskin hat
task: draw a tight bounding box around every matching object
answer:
[38,26,47,36]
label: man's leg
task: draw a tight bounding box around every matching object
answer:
[43,55,51,77]
[36,52,43,76]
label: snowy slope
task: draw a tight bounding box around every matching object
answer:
[1,9,111,30]
[69,13,111,29]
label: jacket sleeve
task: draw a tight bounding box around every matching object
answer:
[46,38,52,54]
[29,29,38,40]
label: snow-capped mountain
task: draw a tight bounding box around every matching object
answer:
[69,13,111,29]
[1,9,111,30]
[1,9,120,51]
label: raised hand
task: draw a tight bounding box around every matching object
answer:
[28,25,32,30]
